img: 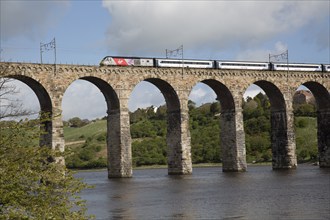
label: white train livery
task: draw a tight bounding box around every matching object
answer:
[100,56,330,72]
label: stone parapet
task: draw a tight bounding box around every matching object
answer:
[1,62,329,177]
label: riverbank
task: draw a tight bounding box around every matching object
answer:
[71,161,324,173]
[72,162,282,172]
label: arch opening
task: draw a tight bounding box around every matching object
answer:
[300,82,330,167]
[188,82,219,165]
[243,84,271,164]
[144,78,180,112]
[129,78,191,175]
[62,78,124,176]
[292,86,318,164]
[128,81,166,168]
[245,80,296,169]
[144,79,182,174]
[189,79,246,172]
[0,75,52,147]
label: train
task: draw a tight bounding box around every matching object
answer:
[100,56,330,72]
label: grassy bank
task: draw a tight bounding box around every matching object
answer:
[64,114,317,169]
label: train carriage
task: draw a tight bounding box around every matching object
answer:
[99,55,328,73]
[100,56,154,67]
[155,59,214,68]
[216,61,270,70]
[322,64,330,72]
[272,63,322,71]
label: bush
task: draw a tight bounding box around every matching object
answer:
[0,120,91,219]
[96,133,106,142]
[79,149,94,161]
[85,158,107,169]
[68,117,89,128]
[295,118,308,128]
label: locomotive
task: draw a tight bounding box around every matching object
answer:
[100,56,330,72]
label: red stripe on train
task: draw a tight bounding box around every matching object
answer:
[113,58,128,66]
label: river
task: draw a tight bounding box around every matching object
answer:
[76,164,330,219]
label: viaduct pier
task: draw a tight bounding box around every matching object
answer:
[1,62,329,177]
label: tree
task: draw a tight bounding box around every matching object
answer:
[68,117,89,128]
[0,77,32,120]
[294,103,316,117]
[155,105,167,120]
[0,72,92,218]
[0,119,92,219]
[210,102,220,115]
[188,100,196,111]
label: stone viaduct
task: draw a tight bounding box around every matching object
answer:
[1,62,329,178]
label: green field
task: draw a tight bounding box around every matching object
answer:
[63,115,318,169]
[63,95,318,169]
[64,120,107,142]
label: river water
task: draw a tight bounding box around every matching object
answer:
[77,165,330,219]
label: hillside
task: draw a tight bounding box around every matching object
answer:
[64,94,318,169]
[64,120,107,142]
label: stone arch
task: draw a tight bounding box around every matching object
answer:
[4,75,53,148]
[191,79,246,171]
[302,81,330,110]
[252,80,297,169]
[80,76,120,111]
[254,81,286,111]
[302,81,330,167]
[79,77,128,177]
[132,78,191,174]
[64,77,131,177]
[144,78,180,112]
[201,79,235,110]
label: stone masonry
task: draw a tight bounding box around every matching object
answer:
[1,62,329,177]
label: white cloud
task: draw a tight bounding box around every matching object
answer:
[102,1,328,57]
[0,1,70,41]
[1,79,40,120]
[129,82,165,111]
[244,85,264,100]
[5,79,263,121]
[189,83,217,106]
[274,42,288,54]
[63,81,166,119]
[2,1,327,120]
[62,80,107,120]
[236,41,288,61]
[130,82,219,111]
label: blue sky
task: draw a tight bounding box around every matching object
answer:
[1,0,329,120]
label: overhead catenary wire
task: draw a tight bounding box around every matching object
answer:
[0,45,106,65]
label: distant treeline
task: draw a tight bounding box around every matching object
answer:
[63,93,317,169]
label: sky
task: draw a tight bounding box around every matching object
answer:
[1,0,329,120]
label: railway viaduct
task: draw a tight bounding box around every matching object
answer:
[1,62,329,178]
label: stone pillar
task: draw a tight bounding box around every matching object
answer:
[107,107,132,178]
[41,92,65,165]
[51,108,65,165]
[39,111,52,148]
[221,108,247,172]
[51,109,65,152]
[167,108,192,175]
[40,95,64,153]
[317,110,330,167]
[270,109,297,169]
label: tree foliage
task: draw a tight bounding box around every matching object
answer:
[293,103,316,117]
[0,73,92,219]
[68,117,90,128]
[64,92,318,168]
[0,77,33,120]
[0,118,92,219]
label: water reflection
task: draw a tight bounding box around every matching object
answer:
[107,179,136,219]
[77,165,330,219]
